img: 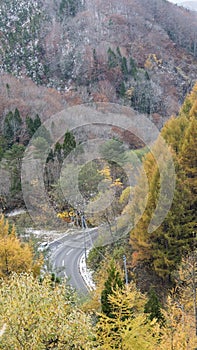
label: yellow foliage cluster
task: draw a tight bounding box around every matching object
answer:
[95,279,197,349]
[110,178,123,188]
[57,210,74,222]
[96,284,159,350]
[0,215,42,278]
[98,165,123,188]
[159,299,197,350]
[125,87,134,98]
[188,82,197,104]
[127,80,197,277]
[187,82,197,118]
[0,273,94,349]
[98,165,112,181]
[144,53,163,70]
[179,82,197,120]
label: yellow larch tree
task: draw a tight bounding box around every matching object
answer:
[159,294,197,350]
[0,273,94,349]
[0,215,42,277]
[96,283,160,350]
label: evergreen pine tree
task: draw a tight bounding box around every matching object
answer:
[121,57,128,77]
[3,144,25,194]
[54,142,63,163]
[119,82,126,97]
[129,57,137,79]
[3,109,22,146]
[144,287,165,326]
[26,116,35,138]
[116,46,122,58]
[46,149,54,163]
[101,260,123,317]
[107,48,118,68]
[63,130,76,158]
[33,114,41,131]
[26,115,42,139]
[14,108,20,121]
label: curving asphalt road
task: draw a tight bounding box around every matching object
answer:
[49,228,98,294]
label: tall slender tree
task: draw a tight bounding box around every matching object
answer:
[101,260,123,317]
[129,83,197,280]
[63,130,76,158]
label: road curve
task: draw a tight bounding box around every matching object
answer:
[49,228,97,294]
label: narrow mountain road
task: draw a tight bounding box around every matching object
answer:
[49,228,98,294]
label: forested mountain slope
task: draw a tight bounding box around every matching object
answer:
[0,0,197,124]
[0,2,196,346]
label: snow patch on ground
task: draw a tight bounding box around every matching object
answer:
[25,228,70,242]
[25,228,62,237]
[79,250,96,291]
[6,209,26,217]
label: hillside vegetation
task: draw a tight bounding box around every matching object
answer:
[0,0,196,348]
[0,79,196,350]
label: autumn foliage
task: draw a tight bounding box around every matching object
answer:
[129,83,197,279]
[0,215,42,278]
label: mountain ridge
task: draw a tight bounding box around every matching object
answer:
[177,1,197,11]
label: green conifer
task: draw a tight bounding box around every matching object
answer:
[101,260,123,317]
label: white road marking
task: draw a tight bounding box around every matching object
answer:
[66,248,74,256]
